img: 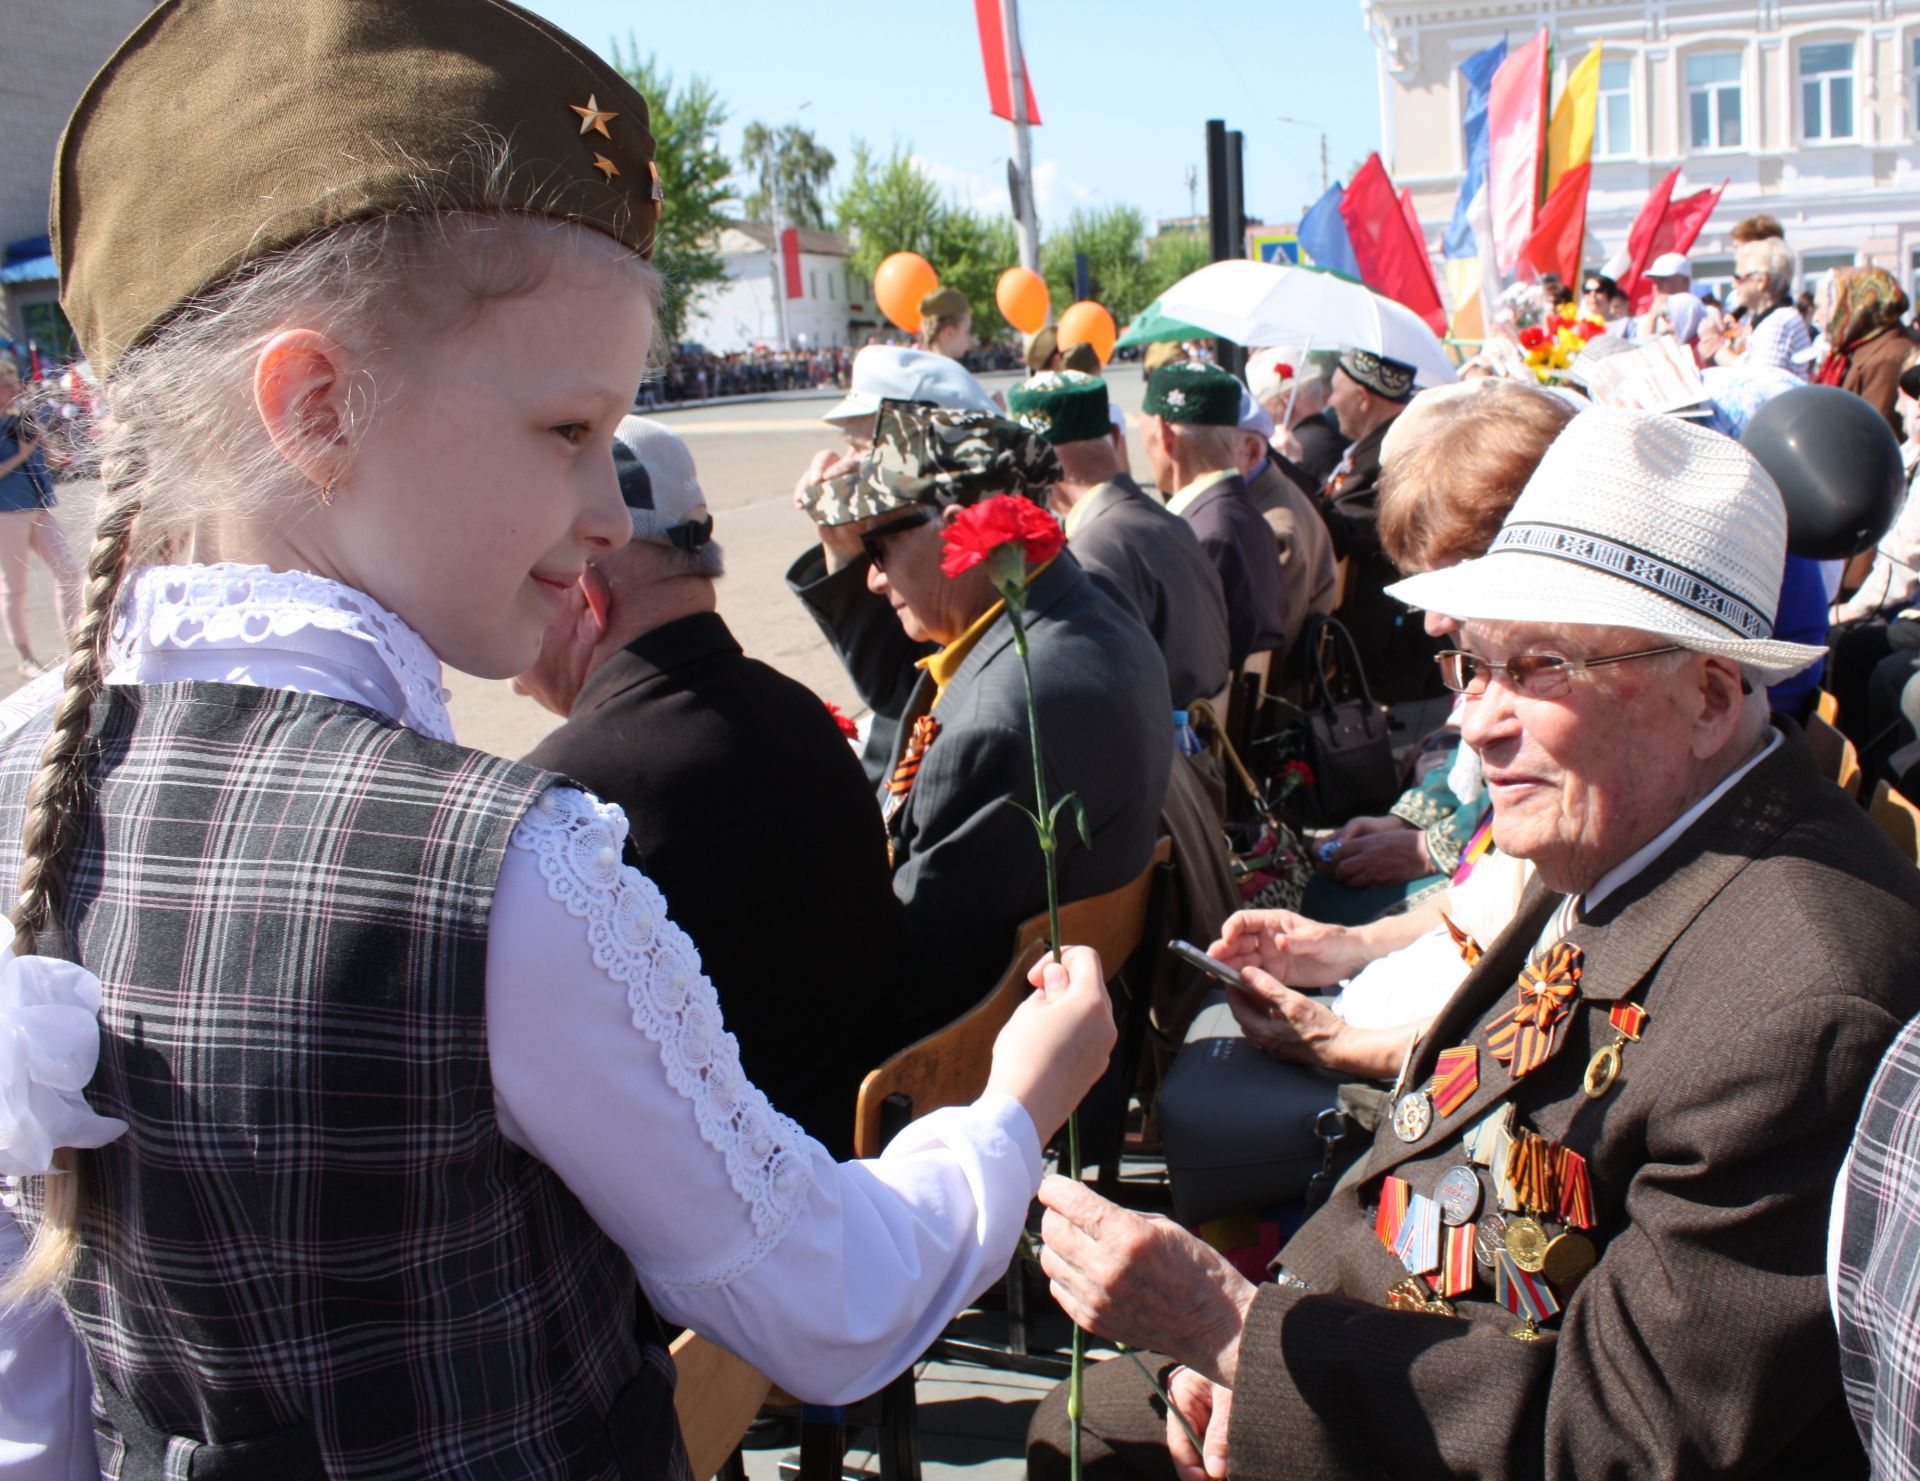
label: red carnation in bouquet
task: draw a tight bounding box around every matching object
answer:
[1575,318,1604,341]
[822,700,860,741]
[1518,325,1548,351]
[939,493,1066,587]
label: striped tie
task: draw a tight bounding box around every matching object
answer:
[882,714,941,825]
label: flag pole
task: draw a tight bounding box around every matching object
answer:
[1002,0,1041,274]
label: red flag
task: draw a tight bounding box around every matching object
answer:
[1485,29,1550,276]
[1399,187,1448,326]
[781,226,803,299]
[1519,162,1591,289]
[1621,174,1727,311]
[974,0,1041,124]
[1340,154,1447,335]
[1617,169,1678,308]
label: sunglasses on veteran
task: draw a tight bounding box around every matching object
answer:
[1436,644,1683,699]
[860,508,937,570]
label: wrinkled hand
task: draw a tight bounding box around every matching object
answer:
[1224,973,1345,1066]
[1330,826,1431,887]
[985,947,1115,1147]
[793,448,867,571]
[1211,908,1365,989]
[1036,1175,1254,1388]
[1331,813,1406,846]
[1167,1366,1232,1481]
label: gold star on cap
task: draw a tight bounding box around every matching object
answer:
[571,94,618,138]
[593,154,620,182]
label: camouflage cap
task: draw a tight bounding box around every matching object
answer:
[799,470,873,527]
[814,400,1058,527]
[1008,370,1110,446]
[1143,361,1242,426]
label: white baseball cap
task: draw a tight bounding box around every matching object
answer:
[613,416,714,548]
[1386,407,1824,683]
[1646,253,1691,280]
[1236,387,1275,440]
[822,345,998,424]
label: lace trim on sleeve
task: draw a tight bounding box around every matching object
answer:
[509,785,815,1290]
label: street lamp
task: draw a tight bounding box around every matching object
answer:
[1274,114,1329,196]
[768,101,811,353]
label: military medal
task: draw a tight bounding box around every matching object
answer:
[1506,1128,1559,1218]
[1432,1223,1477,1298]
[1430,1045,1479,1118]
[1584,1001,1648,1099]
[1392,1089,1434,1143]
[1494,1248,1561,1339]
[1463,1104,1513,1167]
[1394,1191,1442,1276]
[1541,1232,1597,1290]
[1474,1213,1509,1270]
[1556,1145,1595,1230]
[1435,1165,1482,1226]
[1504,1215,1550,1273]
[1487,941,1582,1080]
[1374,1175,1411,1252]
[1386,1277,1456,1317]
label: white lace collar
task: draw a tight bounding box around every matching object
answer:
[110,563,455,742]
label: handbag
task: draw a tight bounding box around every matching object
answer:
[1295,615,1399,826]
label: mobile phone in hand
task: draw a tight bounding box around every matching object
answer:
[1166,938,1247,990]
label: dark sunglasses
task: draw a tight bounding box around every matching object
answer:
[860,508,935,570]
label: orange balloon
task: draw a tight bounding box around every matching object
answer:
[995,267,1050,335]
[874,251,939,334]
[1058,301,1118,365]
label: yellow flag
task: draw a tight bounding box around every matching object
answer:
[1545,45,1602,197]
[1445,258,1485,346]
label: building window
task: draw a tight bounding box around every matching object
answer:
[1595,56,1634,158]
[1800,41,1856,141]
[1686,51,1744,151]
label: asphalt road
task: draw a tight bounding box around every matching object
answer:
[3,365,1157,762]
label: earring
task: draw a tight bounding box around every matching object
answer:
[319,475,336,508]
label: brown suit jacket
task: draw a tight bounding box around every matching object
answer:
[1230,725,1920,1479]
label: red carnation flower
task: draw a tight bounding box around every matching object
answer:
[940,494,1066,583]
[822,700,860,740]
[1518,326,1548,351]
[1281,759,1315,785]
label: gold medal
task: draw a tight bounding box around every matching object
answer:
[1385,1277,1456,1317]
[1540,1232,1597,1289]
[1583,1041,1622,1098]
[1505,1215,1549,1273]
[1392,1090,1434,1143]
[1511,1315,1543,1342]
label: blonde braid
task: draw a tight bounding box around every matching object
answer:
[1,472,142,1307]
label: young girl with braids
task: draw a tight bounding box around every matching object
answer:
[0,3,1114,1474]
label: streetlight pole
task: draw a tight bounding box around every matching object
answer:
[1275,115,1329,194]
[768,102,810,353]
[1002,0,1041,273]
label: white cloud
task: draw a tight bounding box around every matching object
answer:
[1031,158,1096,226]
[907,151,1097,228]
[910,153,995,212]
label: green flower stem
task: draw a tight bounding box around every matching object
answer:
[1003,584,1084,1481]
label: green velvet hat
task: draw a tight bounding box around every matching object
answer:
[1007,370,1110,446]
[1143,362,1242,426]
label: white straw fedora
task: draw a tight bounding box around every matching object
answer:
[1385,406,1826,684]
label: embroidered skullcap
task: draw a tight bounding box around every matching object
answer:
[1144,362,1241,426]
[1008,370,1110,446]
[1338,348,1417,403]
[1386,406,1826,683]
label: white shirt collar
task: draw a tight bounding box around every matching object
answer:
[1166,467,1236,518]
[1584,728,1781,912]
[105,563,455,742]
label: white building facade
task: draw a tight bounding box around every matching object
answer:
[681,222,877,353]
[1362,0,1920,304]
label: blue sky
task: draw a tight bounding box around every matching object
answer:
[521,1,1385,231]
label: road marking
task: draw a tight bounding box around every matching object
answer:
[650,418,834,435]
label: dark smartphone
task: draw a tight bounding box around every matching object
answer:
[1166,937,1247,990]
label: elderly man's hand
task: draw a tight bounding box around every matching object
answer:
[1167,1367,1232,1481]
[1330,826,1432,887]
[1211,908,1368,988]
[1224,974,1345,1065]
[792,449,867,571]
[1036,1175,1255,1388]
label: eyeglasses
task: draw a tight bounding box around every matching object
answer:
[1581,283,1605,296]
[1435,644,1684,699]
[1734,270,1770,284]
[860,508,935,571]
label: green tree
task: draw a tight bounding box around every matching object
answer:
[930,206,1019,341]
[1040,205,1153,321]
[1140,230,1211,304]
[836,137,944,283]
[739,122,836,230]
[609,40,733,345]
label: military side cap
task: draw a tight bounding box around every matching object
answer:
[1141,341,1187,376]
[57,0,661,371]
[1144,362,1242,426]
[1338,348,1418,402]
[1008,370,1110,446]
[849,400,1058,524]
[1024,325,1059,373]
[1061,342,1100,375]
[919,286,970,321]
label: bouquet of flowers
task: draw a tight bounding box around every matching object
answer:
[1517,312,1605,383]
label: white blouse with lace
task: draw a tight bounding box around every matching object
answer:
[0,563,1042,1426]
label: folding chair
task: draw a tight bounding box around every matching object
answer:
[1868,780,1920,866]
[1806,713,1864,800]
[669,1330,770,1481]
[1815,690,1841,727]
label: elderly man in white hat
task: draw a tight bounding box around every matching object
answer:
[1024,407,1920,1481]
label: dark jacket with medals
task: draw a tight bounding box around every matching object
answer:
[525,611,903,1156]
[1229,726,1920,1479]
[1066,473,1231,706]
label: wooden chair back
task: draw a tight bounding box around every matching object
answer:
[1806,713,1863,800]
[668,1330,770,1481]
[1869,780,1920,866]
[853,837,1173,1160]
[1815,689,1840,727]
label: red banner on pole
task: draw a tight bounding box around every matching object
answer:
[781,227,802,300]
[1340,153,1447,335]
[975,0,1041,124]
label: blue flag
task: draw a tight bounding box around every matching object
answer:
[1296,183,1361,282]
[1444,39,1508,260]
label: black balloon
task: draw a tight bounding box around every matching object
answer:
[1740,384,1905,559]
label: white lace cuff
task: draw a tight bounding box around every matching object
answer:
[509,786,814,1287]
[0,918,127,1178]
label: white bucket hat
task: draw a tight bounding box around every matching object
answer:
[822,345,997,424]
[1385,406,1826,685]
